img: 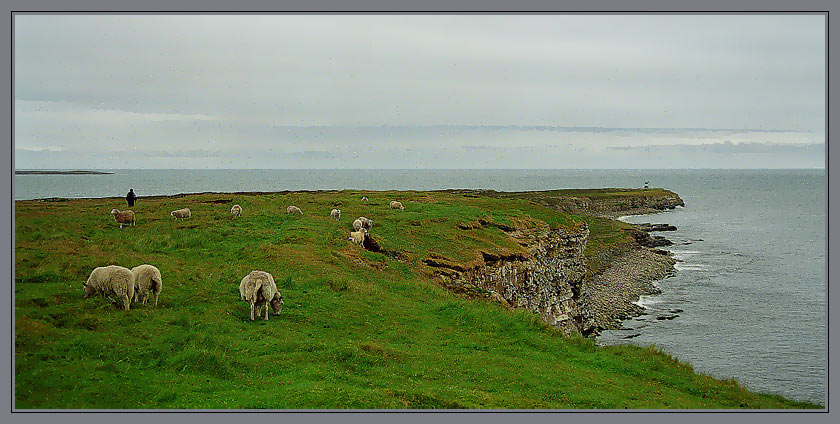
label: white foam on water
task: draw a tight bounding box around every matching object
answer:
[675,262,707,271]
[633,294,662,308]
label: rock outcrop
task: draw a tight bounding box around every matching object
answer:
[633,223,678,232]
[424,223,589,336]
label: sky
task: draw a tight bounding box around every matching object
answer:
[14,14,826,169]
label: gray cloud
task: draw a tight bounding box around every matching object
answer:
[13,14,825,169]
[608,142,826,154]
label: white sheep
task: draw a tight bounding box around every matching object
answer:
[83,265,136,311]
[286,205,303,214]
[171,208,191,220]
[330,208,341,221]
[110,209,135,228]
[231,204,242,217]
[361,196,368,201]
[389,201,405,210]
[239,270,284,321]
[347,229,366,246]
[353,216,373,232]
[131,264,162,306]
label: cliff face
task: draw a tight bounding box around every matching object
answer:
[551,192,685,219]
[419,189,683,336]
[426,224,589,336]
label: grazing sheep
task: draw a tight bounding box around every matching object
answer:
[361,196,368,201]
[353,217,373,232]
[389,201,405,210]
[231,204,242,217]
[239,270,284,321]
[130,264,162,306]
[110,209,135,228]
[83,265,135,311]
[170,208,191,220]
[330,208,341,221]
[286,205,303,214]
[348,230,366,246]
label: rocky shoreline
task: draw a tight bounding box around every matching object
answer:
[580,243,676,335]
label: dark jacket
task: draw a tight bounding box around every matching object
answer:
[126,190,137,206]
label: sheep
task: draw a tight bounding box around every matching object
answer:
[110,209,135,228]
[353,216,373,232]
[347,229,366,246]
[389,201,405,210]
[286,205,303,214]
[361,196,368,201]
[231,204,242,217]
[170,208,191,220]
[130,264,162,306]
[239,270,284,321]
[330,208,341,221]
[83,265,135,311]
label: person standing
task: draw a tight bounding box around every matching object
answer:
[126,189,137,207]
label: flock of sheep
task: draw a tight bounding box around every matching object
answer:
[94,196,406,320]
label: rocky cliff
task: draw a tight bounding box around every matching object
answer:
[424,223,589,336]
[426,188,683,336]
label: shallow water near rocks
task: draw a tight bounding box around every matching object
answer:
[601,170,825,405]
[14,168,826,404]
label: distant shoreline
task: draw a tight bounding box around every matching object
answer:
[15,170,113,175]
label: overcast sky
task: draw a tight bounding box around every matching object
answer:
[14,14,826,169]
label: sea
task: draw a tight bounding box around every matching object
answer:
[13,168,827,404]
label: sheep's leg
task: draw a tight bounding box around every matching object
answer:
[250,303,255,321]
[123,295,131,311]
[154,292,159,306]
[264,303,269,321]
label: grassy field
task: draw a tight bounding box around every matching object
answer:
[13,190,819,409]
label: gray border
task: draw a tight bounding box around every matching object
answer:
[3,1,835,423]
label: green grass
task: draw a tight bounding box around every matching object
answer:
[13,190,819,409]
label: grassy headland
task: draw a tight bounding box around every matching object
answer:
[13,189,818,409]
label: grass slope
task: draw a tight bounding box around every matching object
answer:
[13,190,818,409]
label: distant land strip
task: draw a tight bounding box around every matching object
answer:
[15,170,113,175]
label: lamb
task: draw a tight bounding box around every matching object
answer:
[353,216,373,232]
[239,270,284,321]
[110,209,135,228]
[231,204,242,217]
[347,229,366,246]
[130,264,162,306]
[286,205,303,214]
[170,208,191,220]
[83,265,135,311]
[389,201,405,210]
[330,208,341,220]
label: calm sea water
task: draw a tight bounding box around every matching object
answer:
[13,169,826,404]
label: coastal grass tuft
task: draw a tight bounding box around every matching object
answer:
[13,190,820,409]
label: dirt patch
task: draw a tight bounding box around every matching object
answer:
[362,235,408,261]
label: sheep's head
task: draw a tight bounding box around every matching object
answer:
[110,209,118,215]
[83,284,96,298]
[270,293,284,315]
[400,205,405,210]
